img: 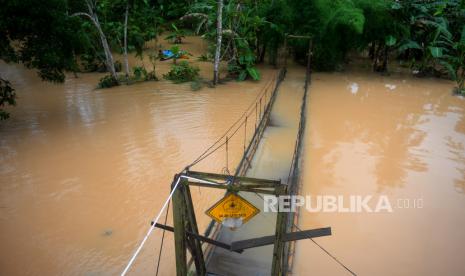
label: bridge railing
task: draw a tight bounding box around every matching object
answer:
[198,68,287,267]
[282,53,312,275]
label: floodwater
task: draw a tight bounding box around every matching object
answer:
[1,35,465,276]
[0,35,278,275]
[294,70,465,275]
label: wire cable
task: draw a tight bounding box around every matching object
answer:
[121,176,182,276]
[122,72,279,275]
[253,193,357,276]
[155,199,170,276]
[187,74,276,168]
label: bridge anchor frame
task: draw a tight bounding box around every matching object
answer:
[169,171,331,276]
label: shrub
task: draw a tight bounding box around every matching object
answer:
[227,50,260,81]
[190,79,203,91]
[145,71,158,81]
[98,75,119,88]
[131,66,158,82]
[80,53,122,73]
[163,61,200,83]
[114,61,122,72]
[197,54,211,62]
[0,78,16,120]
[133,66,148,80]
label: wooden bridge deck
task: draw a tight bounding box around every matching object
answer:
[206,67,306,275]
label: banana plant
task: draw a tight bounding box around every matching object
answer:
[165,23,186,44]
[394,0,459,75]
[438,25,465,94]
[184,0,263,81]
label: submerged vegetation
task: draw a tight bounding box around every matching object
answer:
[163,61,200,83]
[0,78,16,120]
[1,0,465,118]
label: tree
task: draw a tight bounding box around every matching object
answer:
[1,0,83,82]
[165,23,186,44]
[186,0,263,81]
[0,0,84,119]
[213,0,223,85]
[123,2,130,81]
[71,0,118,81]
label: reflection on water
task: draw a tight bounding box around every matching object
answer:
[294,71,465,275]
[2,52,465,275]
[0,54,278,275]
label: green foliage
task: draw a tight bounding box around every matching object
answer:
[98,75,119,88]
[0,0,84,82]
[289,0,368,70]
[89,0,161,56]
[388,0,464,89]
[190,79,203,91]
[159,1,190,20]
[2,0,465,97]
[257,0,293,65]
[437,25,465,94]
[0,78,16,120]
[170,45,181,56]
[398,39,422,52]
[133,66,148,80]
[228,50,260,81]
[147,52,158,81]
[187,0,265,79]
[130,66,157,82]
[80,52,107,72]
[385,35,397,47]
[165,24,186,44]
[169,45,191,64]
[197,54,211,62]
[393,0,464,74]
[145,71,158,81]
[163,61,200,83]
[114,61,122,72]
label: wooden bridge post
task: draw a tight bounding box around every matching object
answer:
[183,184,207,275]
[172,175,187,276]
[271,185,288,276]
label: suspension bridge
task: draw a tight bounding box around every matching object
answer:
[120,38,357,276]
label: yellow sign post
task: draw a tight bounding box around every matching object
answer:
[206,193,260,224]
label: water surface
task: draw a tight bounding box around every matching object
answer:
[294,70,465,276]
[0,49,277,275]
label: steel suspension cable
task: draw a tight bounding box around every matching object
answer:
[121,176,182,276]
[187,75,275,168]
[155,199,170,276]
[253,193,357,276]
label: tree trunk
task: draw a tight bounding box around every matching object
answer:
[72,1,118,81]
[213,0,223,85]
[94,16,117,80]
[259,44,266,64]
[381,46,388,72]
[369,42,375,60]
[123,2,129,82]
[459,69,465,92]
[372,42,379,71]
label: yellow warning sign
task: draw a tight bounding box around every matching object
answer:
[206,193,260,224]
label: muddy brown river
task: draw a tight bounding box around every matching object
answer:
[0,47,278,274]
[1,47,465,276]
[295,69,465,275]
